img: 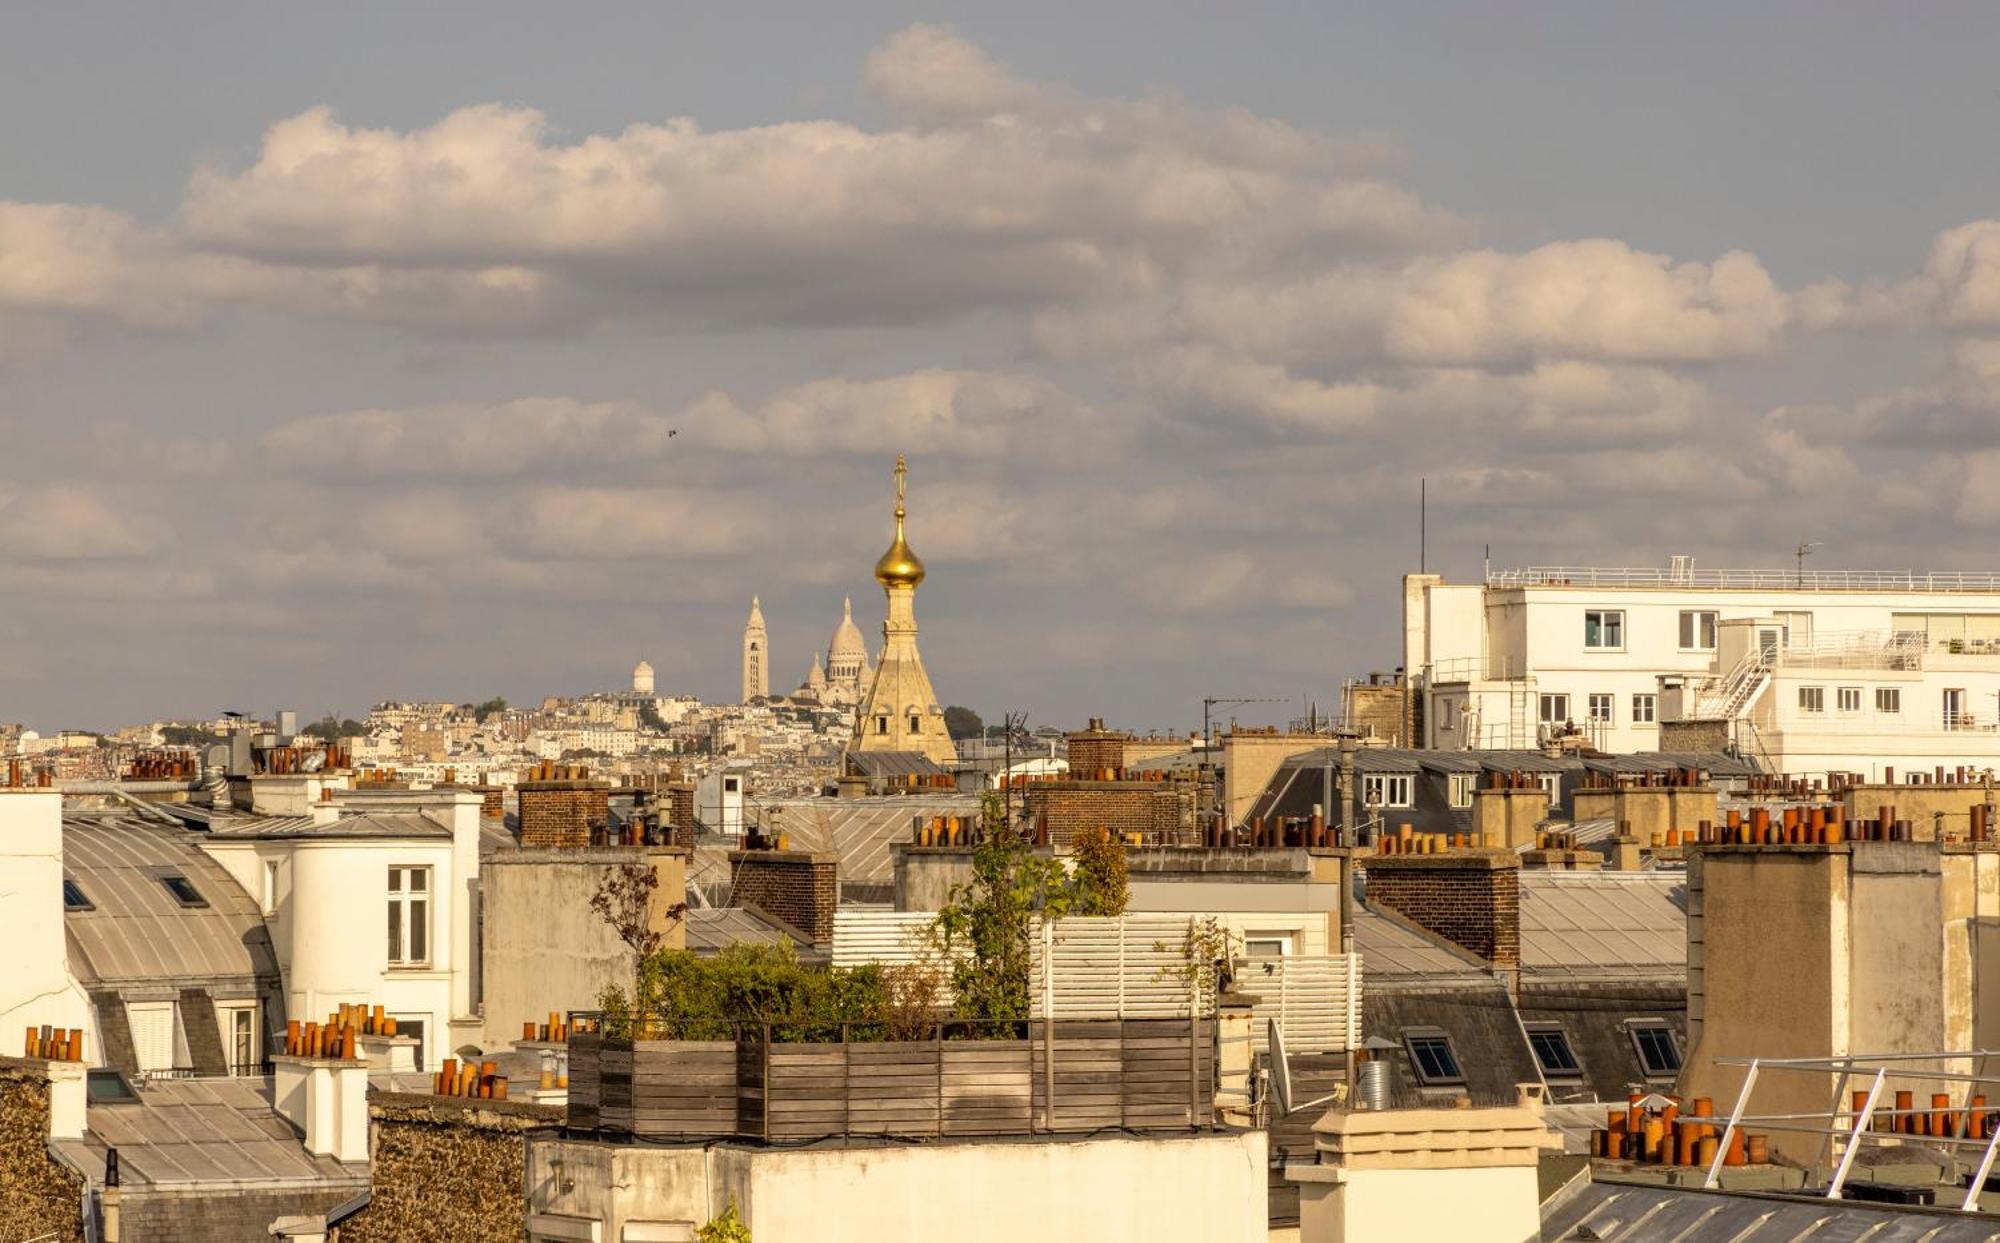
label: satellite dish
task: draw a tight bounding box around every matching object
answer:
[1269,1019,1294,1116]
[300,752,326,772]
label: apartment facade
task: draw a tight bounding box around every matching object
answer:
[1406,561,2000,777]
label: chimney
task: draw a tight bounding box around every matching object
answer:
[1065,716,1130,781]
[271,1049,369,1163]
[728,850,839,946]
[1364,849,1520,966]
[517,767,611,848]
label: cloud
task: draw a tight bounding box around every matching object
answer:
[0,484,162,560]
[262,398,680,477]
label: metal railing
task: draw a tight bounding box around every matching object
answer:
[1488,566,2000,593]
[1770,629,1927,671]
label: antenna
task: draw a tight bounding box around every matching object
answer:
[1420,477,1427,575]
[1795,541,1822,589]
[1266,1020,1339,1118]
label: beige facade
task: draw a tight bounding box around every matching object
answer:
[853,456,956,766]
[1222,730,1323,828]
[1681,839,2000,1164]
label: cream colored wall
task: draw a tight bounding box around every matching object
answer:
[0,792,93,1051]
[1680,850,1846,1165]
[1223,733,1323,827]
[1298,1166,1541,1243]
[529,1131,1267,1242]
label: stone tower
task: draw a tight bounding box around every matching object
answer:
[632,659,655,696]
[741,597,769,703]
[854,456,957,765]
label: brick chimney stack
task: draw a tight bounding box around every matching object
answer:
[516,764,611,849]
[1066,716,1130,781]
[1364,849,1520,966]
[729,851,839,946]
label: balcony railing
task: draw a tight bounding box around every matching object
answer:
[1487,567,2000,593]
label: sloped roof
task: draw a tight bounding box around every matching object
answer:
[203,812,449,840]
[1545,1179,2000,1241]
[685,906,807,953]
[56,1076,366,1189]
[753,795,982,886]
[63,817,278,987]
[1352,908,1484,981]
[845,750,943,779]
[1518,870,1686,976]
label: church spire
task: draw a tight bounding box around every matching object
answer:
[874,454,926,590]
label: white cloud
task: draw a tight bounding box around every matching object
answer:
[262,398,680,477]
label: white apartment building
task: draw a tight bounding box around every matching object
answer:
[1405,560,2000,778]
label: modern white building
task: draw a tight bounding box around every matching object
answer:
[1405,560,2000,778]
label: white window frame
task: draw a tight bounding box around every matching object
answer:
[1587,693,1614,724]
[1535,773,1562,803]
[1447,773,1475,809]
[1242,933,1294,958]
[1631,693,1657,724]
[1678,610,1718,651]
[1837,686,1862,714]
[219,1003,259,1076]
[1538,693,1571,724]
[1798,686,1825,714]
[261,860,279,916]
[1876,687,1902,714]
[1583,609,1625,651]
[387,865,432,968]
[127,1001,178,1075]
[1362,773,1413,809]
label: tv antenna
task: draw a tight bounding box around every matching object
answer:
[1795,541,1822,589]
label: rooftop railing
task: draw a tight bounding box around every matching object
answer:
[1487,567,2000,593]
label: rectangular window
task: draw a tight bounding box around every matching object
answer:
[1629,1021,1682,1077]
[1678,610,1718,650]
[1538,693,1570,724]
[221,1005,258,1075]
[1526,1025,1582,1077]
[387,866,431,966]
[1242,934,1292,958]
[262,861,279,915]
[1403,1030,1465,1086]
[1362,774,1413,809]
[1876,687,1901,714]
[395,1017,428,1072]
[160,874,207,908]
[875,717,889,735]
[1631,693,1657,724]
[1587,693,1614,724]
[1584,610,1625,650]
[127,1001,177,1074]
[1837,686,1862,714]
[909,715,921,733]
[1536,773,1562,803]
[1798,686,1825,714]
[1448,773,1475,809]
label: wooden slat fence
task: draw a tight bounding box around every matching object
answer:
[829,909,960,1001]
[1236,954,1364,1055]
[568,1018,1213,1140]
[1029,914,1215,1020]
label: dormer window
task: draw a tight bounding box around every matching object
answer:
[160,874,207,908]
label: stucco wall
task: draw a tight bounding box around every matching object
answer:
[530,1130,1266,1243]
[1680,847,1845,1164]
[1298,1164,1540,1243]
[482,849,687,1045]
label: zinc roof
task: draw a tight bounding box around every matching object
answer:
[203,811,449,840]
[1518,870,1687,975]
[1545,1179,2000,1241]
[755,795,982,886]
[56,1076,366,1188]
[685,906,807,953]
[1351,908,1484,981]
[62,817,278,987]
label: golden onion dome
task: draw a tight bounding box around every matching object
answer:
[874,455,926,589]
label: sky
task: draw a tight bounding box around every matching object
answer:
[5,3,2000,733]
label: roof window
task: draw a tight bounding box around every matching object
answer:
[1525,1024,1582,1077]
[62,879,92,911]
[160,874,207,908]
[1402,1028,1465,1086]
[1629,1020,1682,1077]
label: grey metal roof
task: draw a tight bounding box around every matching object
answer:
[1519,871,1686,975]
[845,750,944,779]
[202,812,449,840]
[56,1076,367,1189]
[686,906,806,953]
[63,817,279,987]
[1544,1177,2000,1241]
[755,795,982,886]
[1353,908,1485,980]
[1581,751,1761,777]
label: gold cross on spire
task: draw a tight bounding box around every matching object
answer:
[894,453,907,507]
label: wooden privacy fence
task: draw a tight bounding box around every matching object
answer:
[1235,954,1363,1055]
[567,1018,1215,1141]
